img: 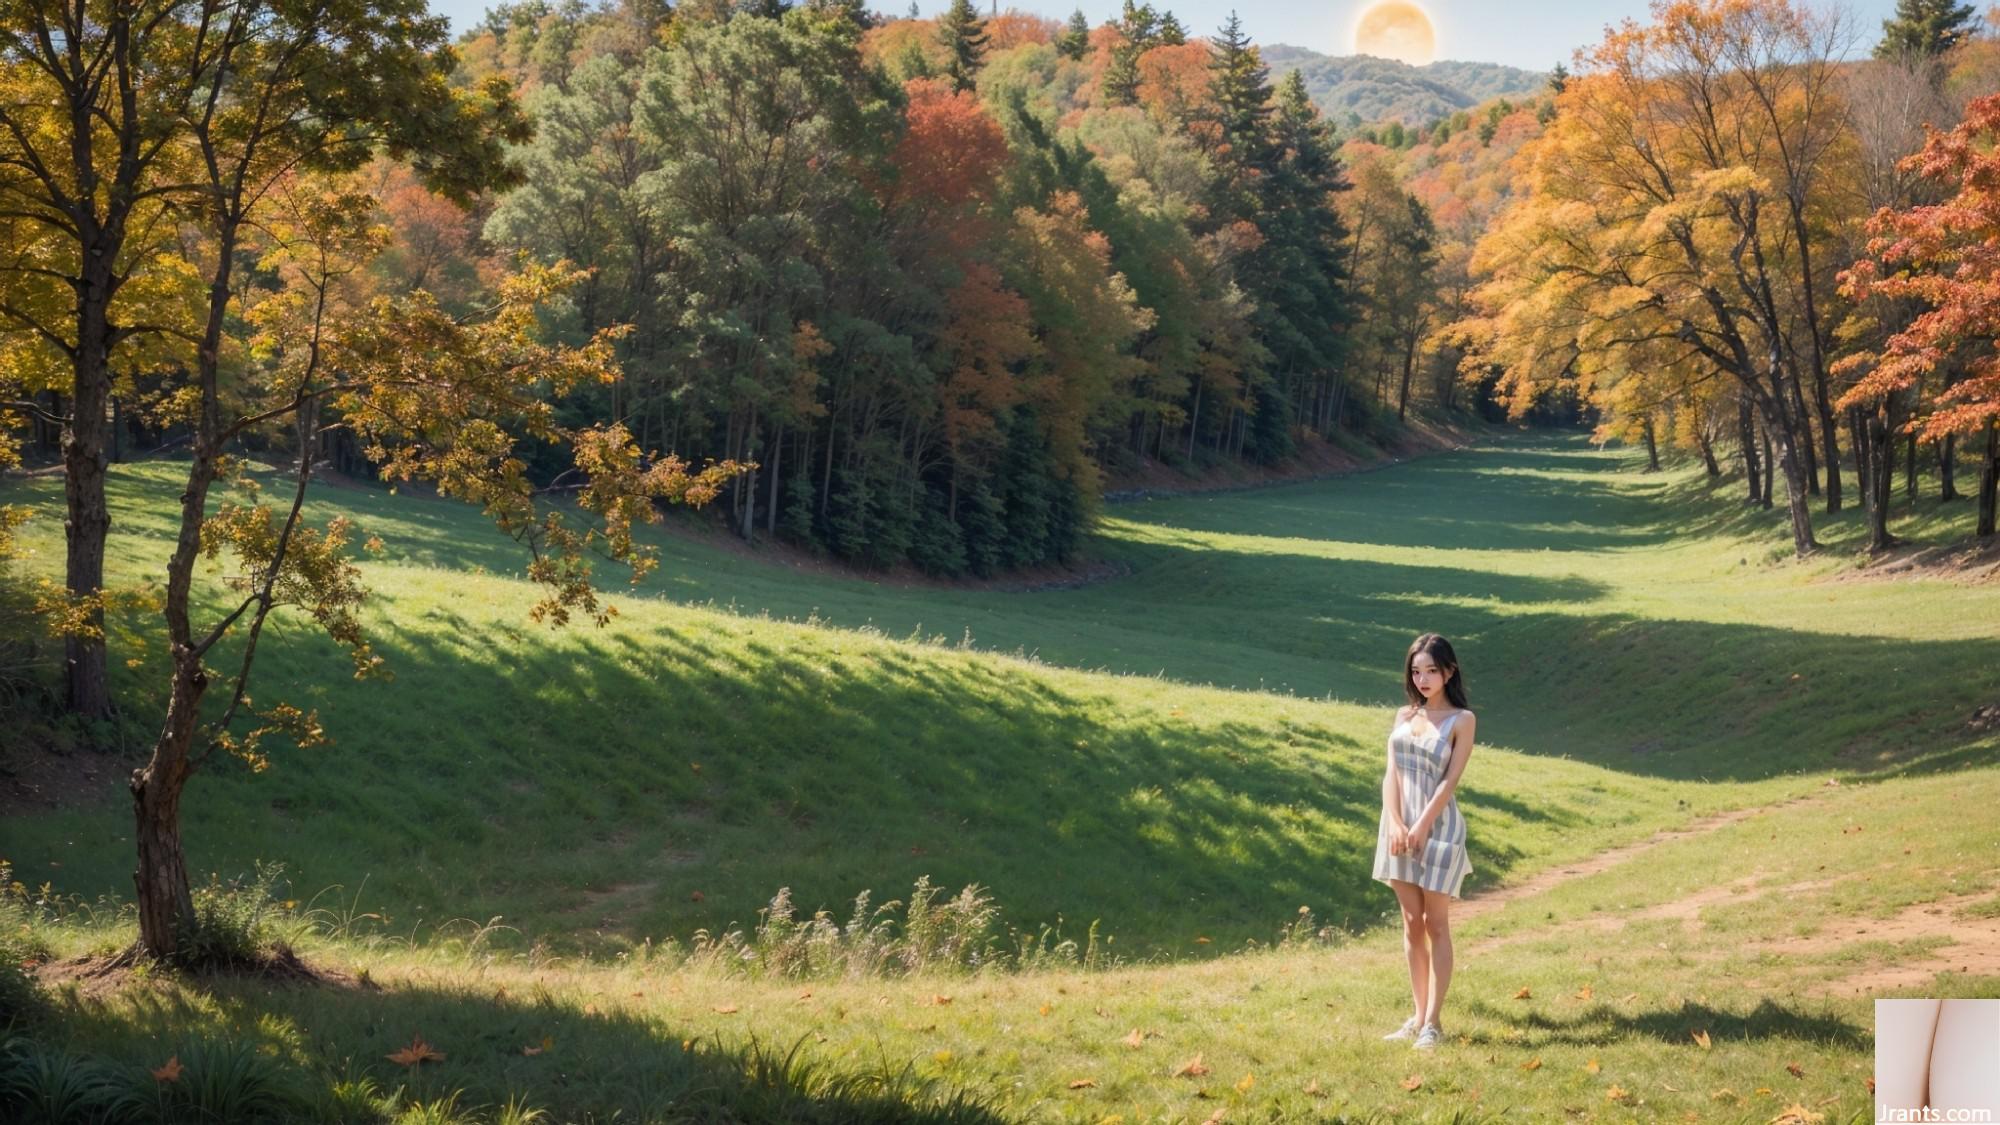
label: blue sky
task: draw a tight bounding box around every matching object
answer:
[428,0,1914,71]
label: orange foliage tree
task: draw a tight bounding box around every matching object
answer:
[1836,92,2000,537]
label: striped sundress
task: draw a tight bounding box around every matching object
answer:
[1372,708,1472,898]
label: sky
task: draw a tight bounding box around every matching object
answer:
[426,0,1916,71]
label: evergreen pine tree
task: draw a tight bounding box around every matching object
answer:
[1156,10,1186,45]
[936,0,989,93]
[1102,45,1141,105]
[1876,0,1979,57]
[1056,8,1090,60]
[1120,0,1159,46]
[1208,11,1275,188]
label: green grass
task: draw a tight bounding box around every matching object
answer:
[2,426,1997,1121]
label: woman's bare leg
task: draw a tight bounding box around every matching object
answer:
[1421,888,1453,1027]
[1874,998,1942,1112]
[1927,998,2000,1112]
[1391,879,1429,1021]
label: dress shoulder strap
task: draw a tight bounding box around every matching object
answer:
[1436,709,1462,742]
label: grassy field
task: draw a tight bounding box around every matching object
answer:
[3,427,1998,1122]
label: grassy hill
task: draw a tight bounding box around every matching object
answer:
[2,428,1997,1121]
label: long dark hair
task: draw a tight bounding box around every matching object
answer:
[1403,633,1469,709]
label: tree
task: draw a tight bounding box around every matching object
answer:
[1056,9,1091,60]
[1836,93,2000,538]
[936,0,990,93]
[0,0,214,720]
[1467,0,1861,557]
[1876,0,1980,57]
[128,174,738,960]
[0,0,531,723]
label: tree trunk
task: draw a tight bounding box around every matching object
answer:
[1978,418,1997,538]
[132,652,204,958]
[1849,404,1870,502]
[1695,424,1720,476]
[1740,397,1762,504]
[1939,433,1958,501]
[1397,337,1416,422]
[1905,429,1917,502]
[1186,381,1202,460]
[1642,415,1661,471]
[1760,421,1775,511]
[1867,409,1897,552]
[1785,362,1820,497]
[766,424,782,535]
[63,287,115,721]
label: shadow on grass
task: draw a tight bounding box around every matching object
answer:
[1459,995,1869,1051]
[25,970,1014,1123]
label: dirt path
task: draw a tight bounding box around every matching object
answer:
[1454,791,1827,926]
[1444,786,2000,996]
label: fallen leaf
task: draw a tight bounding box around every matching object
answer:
[152,1056,182,1083]
[797,990,813,1001]
[1123,1028,1146,1048]
[1585,1058,1601,1075]
[934,1050,954,1066]
[1195,936,1211,945]
[1200,1111,1225,1125]
[1770,1102,1826,1125]
[1068,1078,1097,1090]
[1304,1078,1324,1097]
[1575,983,1593,1001]
[690,891,704,902]
[1865,1077,1876,1095]
[1756,1086,1775,1096]
[1621,992,1639,1003]
[1713,1088,1740,1103]
[931,994,953,1006]
[522,1036,553,1057]
[1786,1062,1804,1079]
[1693,1029,1712,1050]
[1401,1074,1423,1091]
[1521,1057,1543,1071]
[387,1034,444,1067]
[1607,1084,1634,1104]
[1235,1073,1255,1093]
[1174,1054,1210,1078]
[1513,986,1532,1000]
[1039,1002,1053,1016]
[713,1004,739,1015]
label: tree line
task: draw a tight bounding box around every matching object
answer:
[1459,0,2000,554]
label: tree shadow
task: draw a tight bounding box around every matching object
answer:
[1457,995,1870,1051]
[40,970,1015,1122]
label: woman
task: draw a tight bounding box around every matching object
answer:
[1372,632,1476,1051]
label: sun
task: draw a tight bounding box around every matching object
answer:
[1352,1,1437,67]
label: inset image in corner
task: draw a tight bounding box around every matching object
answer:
[1876,999,1999,1122]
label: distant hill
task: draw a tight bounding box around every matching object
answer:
[1262,45,1549,127]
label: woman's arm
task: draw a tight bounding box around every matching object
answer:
[1383,708,1409,851]
[1874,998,1941,1111]
[1413,712,1477,839]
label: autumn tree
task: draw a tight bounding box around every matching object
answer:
[1836,93,2000,539]
[1469,0,1866,556]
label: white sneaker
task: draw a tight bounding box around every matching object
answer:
[1382,1014,1421,1041]
[1412,1022,1443,1050]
